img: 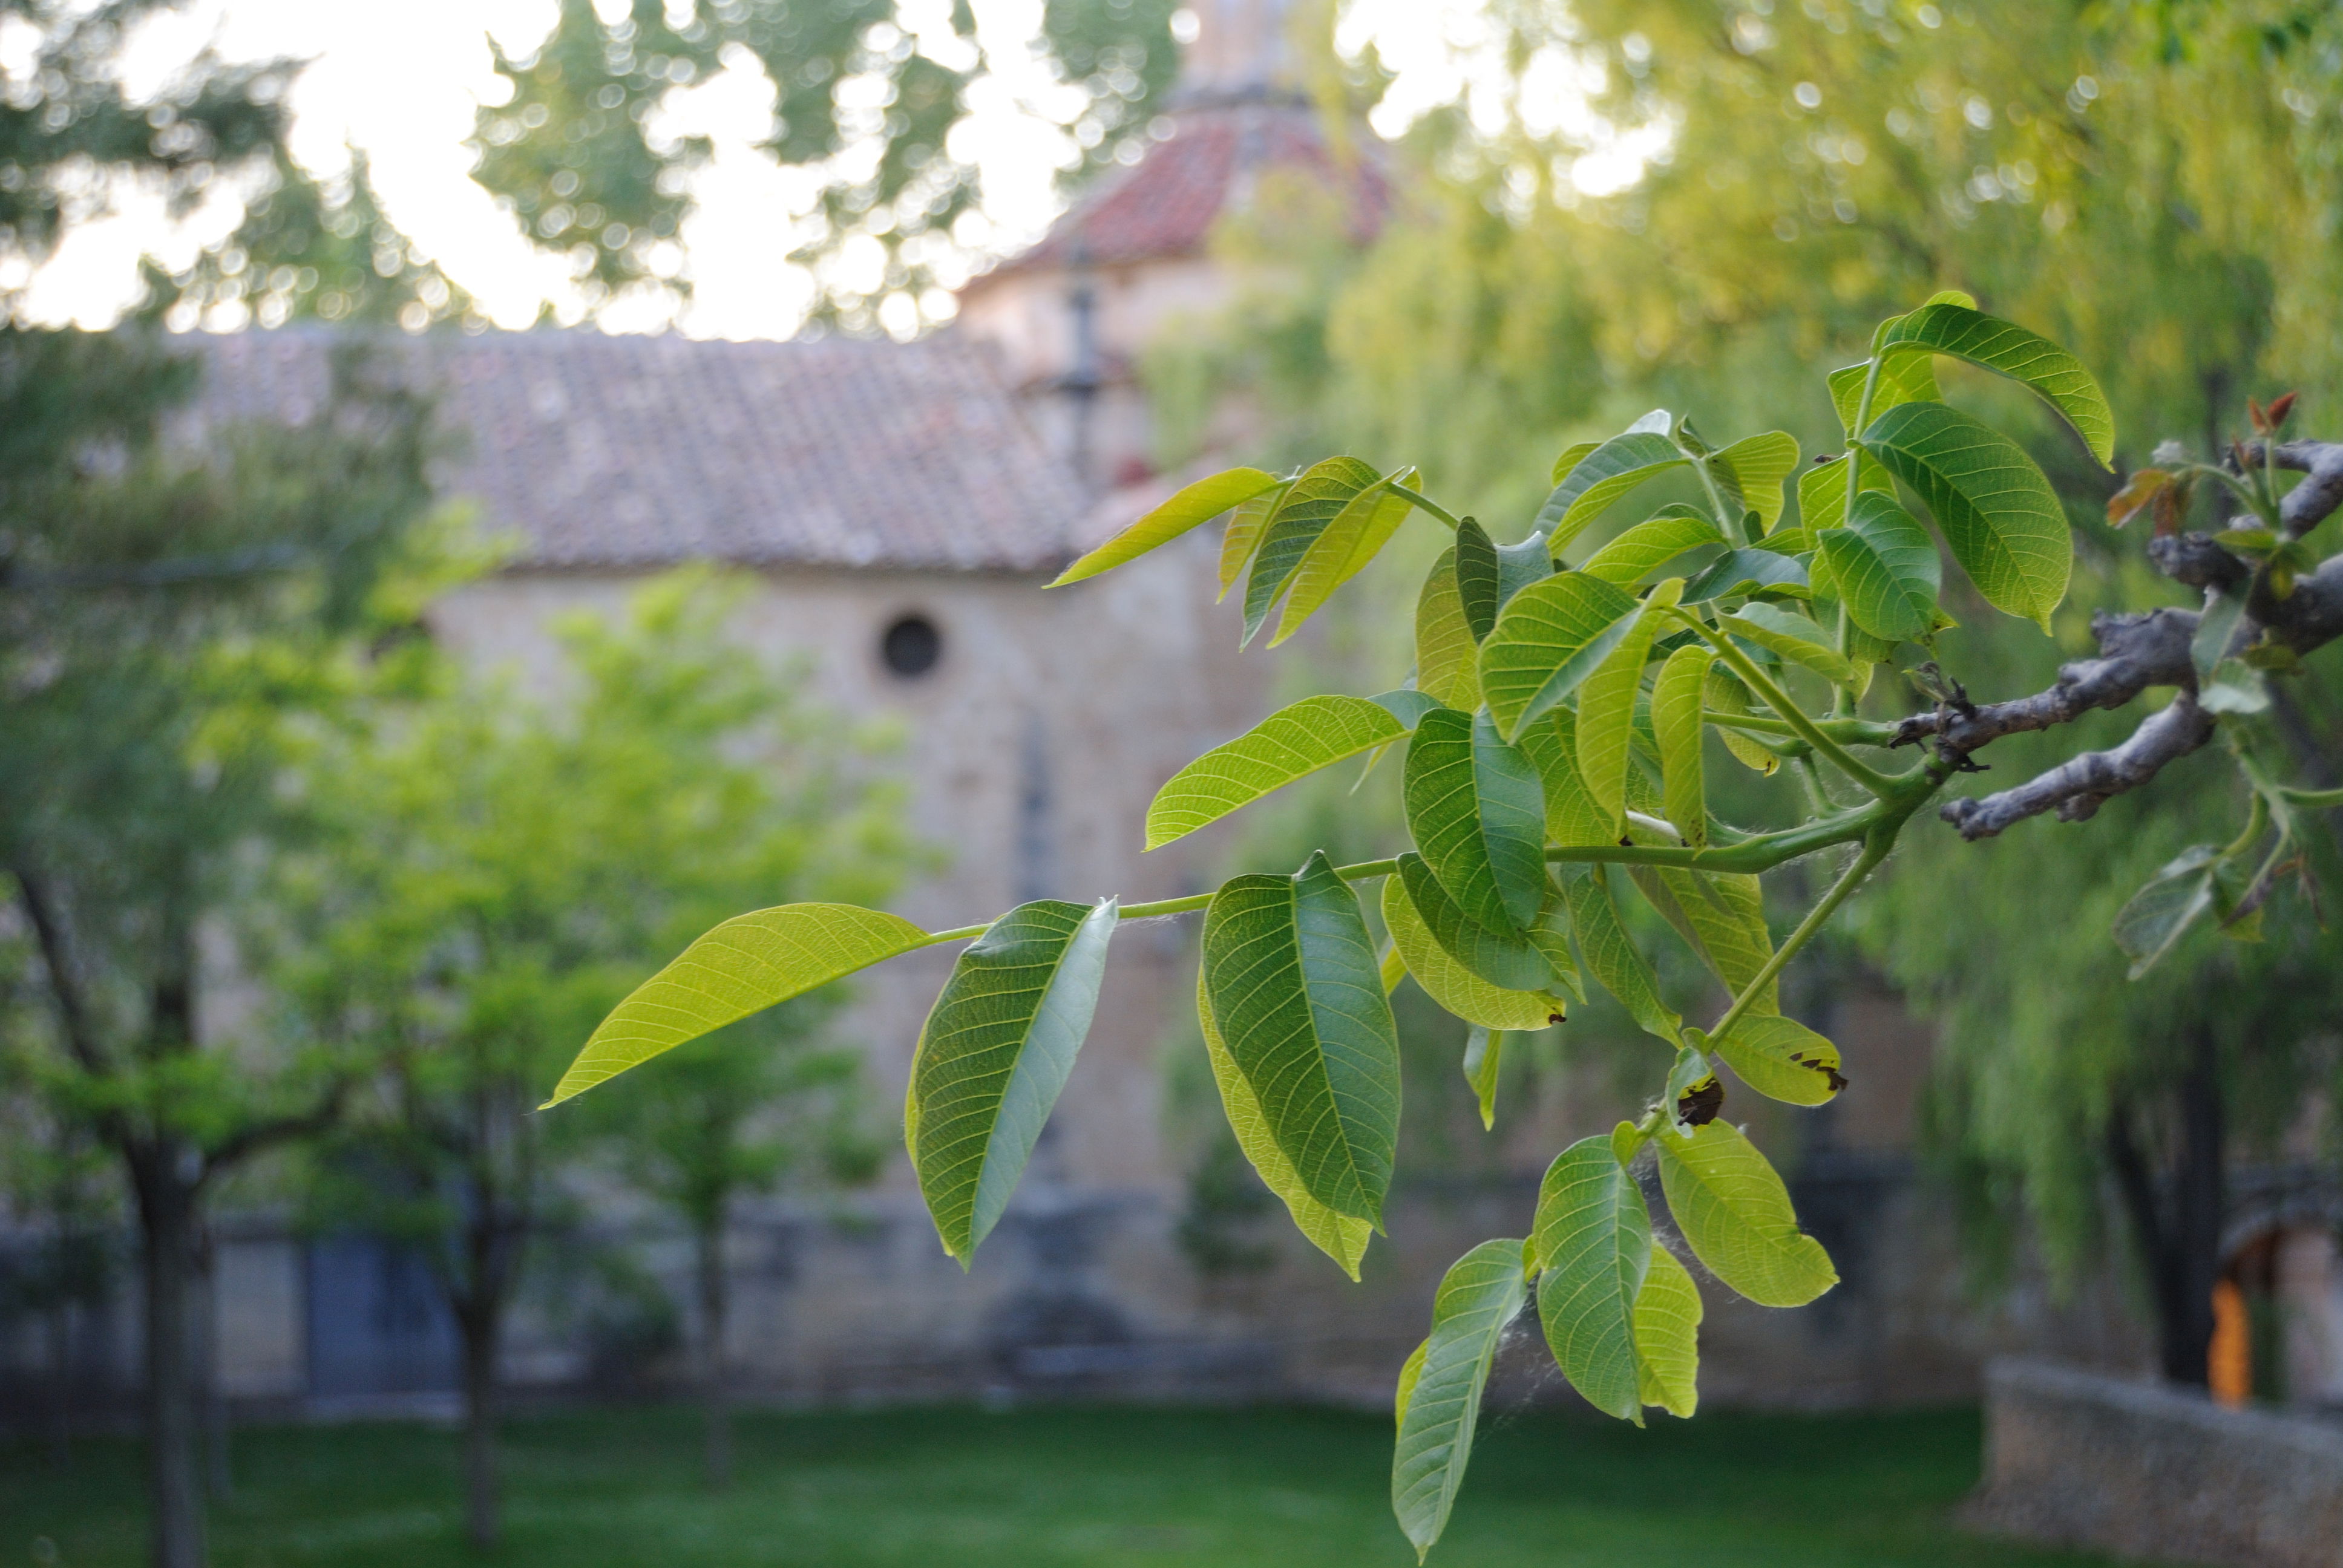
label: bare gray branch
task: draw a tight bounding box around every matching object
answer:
[1939,694,2219,840]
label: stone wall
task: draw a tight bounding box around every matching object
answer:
[1968,1359,2343,1568]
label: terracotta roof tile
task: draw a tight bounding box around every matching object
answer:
[189,328,1089,575]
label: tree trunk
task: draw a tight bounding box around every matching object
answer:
[133,1151,206,1568]
[695,1211,732,1490]
[2108,1030,2227,1387]
[459,1302,501,1552]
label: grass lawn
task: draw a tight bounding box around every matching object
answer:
[6,1401,2121,1567]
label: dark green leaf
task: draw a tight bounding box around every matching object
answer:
[1535,431,1687,550]
[1383,877,1565,1031]
[1404,708,1547,932]
[1559,865,1680,1044]
[1202,853,1401,1224]
[1455,516,1501,642]
[1241,456,1381,644]
[1876,303,2115,465]
[1682,548,1809,604]
[1532,1134,1651,1422]
[908,899,1119,1263]
[1397,852,1556,993]
[1816,491,1941,642]
[2112,844,2222,979]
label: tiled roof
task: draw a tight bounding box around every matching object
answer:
[189,328,1090,575]
[976,101,1388,281]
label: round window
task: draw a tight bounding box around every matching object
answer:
[880,613,942,678]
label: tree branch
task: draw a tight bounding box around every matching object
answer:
[1939,693,2218,839]
[2252,438,2343,538]
[11,866,111,1081]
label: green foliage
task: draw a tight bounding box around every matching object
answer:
[551,296,2334,1554]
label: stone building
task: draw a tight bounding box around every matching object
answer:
[7,0,2340,1434]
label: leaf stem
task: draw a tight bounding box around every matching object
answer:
[1709,829,1893,1043]
[1396,489,1464,532]
[1844,356,1883,523]
[2278,783,2343,809]
[1676,610,1898,795]
[1703,709,1901,746]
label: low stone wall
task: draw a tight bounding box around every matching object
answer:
[1968,1359,2343,1567]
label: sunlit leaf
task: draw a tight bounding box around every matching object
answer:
[1827,353,1941,437]
[1876,302,2115,466]
[1559,865,1680,1045]
[1146,694,1424,851]
[1416,546,1483,712]
[1242,456,1381,644]
[1651,645,1712,848]
[1052,467,1282,586]
[1202,852,1401,1224]
[1702,1014,1844,1106]
[1719,604,1858,687]
[1392,1238,1529,1563]
[1462,1026,1504,1131]
[1218,480,1291,601]
[908,898,1119,1263]
[1709,431,1801,532]
[1579,507,1725,586]
[1535,431,1688,550]
[1196,968,1371,1278]
[1479,571,1642,741]
[1273,469,1420,645]
[1654,1120,1837,1307]
[1576,580,1680,836]
[1816,491,1941,642]
[1513,705,1618,848]
[1550,440,1601,485]
[548,904,930,1106]
[1634,1243,1702,1418]
[1702,665,1780,776]
[1861,400,2070,630]
[1796,450,1896,534]
[1532,1134,1651,1422]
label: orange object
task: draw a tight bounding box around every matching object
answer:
[2209,1278,2250,1407]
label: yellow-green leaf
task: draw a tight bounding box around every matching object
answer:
[1396,852,1556,995]
[1513,705,1617,848]
[1532,1134,1651,1422]
[1383,876,1564,1031]
[1242,456,1381,643]
[1463,1026,1504,1131]
[1416,547,1483,712]
[1146,694,1421,851]
[1876,302,2115,466]
[1651,644,1712,848]
[548,904,929,1106]
[1578,507,1725,586]
[1719,604,1859,688]
[1861,400,2071,631]
[1704,1013,1846,1106]
[1535,431,1688,550]
[1710,431,1801,532]
[1218,480,1291,601]
[1576,580,1680,836]
[1273,468,1420,645]
[1654,1120,1837,1307]
[1478,570,1642,742]
[1392,1238,1529,1563]
[1795,450,1896,534]
[1559,865,1680,1045]
[1816,491,1942,643]
[1196,967,1371,1278]
[1052,466,1282,586]
[1702,664,1780,776]
[1634,1243,1702,1418]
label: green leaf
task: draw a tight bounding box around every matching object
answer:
[1654,1121,1837,1307]
[1702,665,1781,776]
[1634,1244,1702,1418]
[1395,852,1558,994]
[1392,1238,1529,1563]
[1052,467,1282,587]
[1816,491,1941,642]
[1454,516,1501,642]
[2192,589,2247,680]
[1682,547,1809,604]
[1796,450,1895,534]
[1242,456,1381,644]
[1273,469,1420,645]
[1147,694,1420,851]
[548,904,930,1106]
[1576,580,1680,836]
[1877,302,2115,466]
[1559,866,1680,1045]
[1478,571,1642,742]
[1703,1014,1844,1106]
[1495,532,1555,610]
[1719,604,1859,688]
[908,898,1119,1263]
[1531,1133,1651,1422]
[1404,708,1548,932]
[1827,354,1940,437]
[2200,659,2270,715]
[1415,547,1484,713]
[1202,852,1401,1225]
[2112,844,2223,979]
[1196,968,1371,1278]
[1550,440,1601,485]
[1463,1027,1504,1131]
[1383,877,1564,1031]
[1861,400,2071,631]
[1513,706,1617,848]
[1535,431,1688,550]
[1710,431,1801,532]
[1394,1338,1429,1428]
[1627,869,1775,1012]
[1651,645,1712,847]
[1217,480,1291,602]
[1579,507,1725,586]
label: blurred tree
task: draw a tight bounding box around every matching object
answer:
[470,0,1182,330]
[0,328,443,1568]
[578,1008,882,1489]
[1155,0,2343,1386]
[272,571,918,1546]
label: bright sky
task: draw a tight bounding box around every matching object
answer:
[10,0,1649,339]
